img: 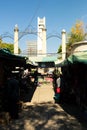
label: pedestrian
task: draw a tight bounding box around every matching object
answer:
[54,73,61,104]
[6,72,20,119]
[52,68,58,92]
[33,69,38,86]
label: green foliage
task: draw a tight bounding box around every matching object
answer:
[58,44,62,53]
[0,41,21,54]
[57,20,85,56]
[18,48,21,54]
[0,42,14,53]
[68,21,85,46]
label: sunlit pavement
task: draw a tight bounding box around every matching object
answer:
[0,80,87,130]
[31,82,54,103]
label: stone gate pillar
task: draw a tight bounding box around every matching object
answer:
[14,24,19,55]
[61,29,66,60]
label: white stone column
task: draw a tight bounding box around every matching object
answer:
[37,17,46,56]
[61,29,66,60]
[42,27,47,56]
[14,24,19,55]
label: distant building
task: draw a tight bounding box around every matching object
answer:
[27,41,37,56]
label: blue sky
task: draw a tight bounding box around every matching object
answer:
[0,0,87,53]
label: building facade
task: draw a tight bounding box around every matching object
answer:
[27,41,37,56]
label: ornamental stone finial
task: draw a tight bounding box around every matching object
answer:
[14,24,19,32]
[62,29,66,33]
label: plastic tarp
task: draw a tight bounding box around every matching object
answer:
[68,51,87,64]
[0,49,27,66]
[56,51,87,67]
[41,55,58,62]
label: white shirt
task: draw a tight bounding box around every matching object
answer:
[56,77,61,87]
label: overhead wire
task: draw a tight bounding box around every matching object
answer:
[19,0,41,40]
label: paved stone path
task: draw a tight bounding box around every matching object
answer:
[31,83,54,103]
[0,81,87,130]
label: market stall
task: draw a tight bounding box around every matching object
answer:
[55,51,87,110]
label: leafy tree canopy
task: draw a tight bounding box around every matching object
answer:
[68,20,85,46]
[0,40,21,54]
[58,20,85,56]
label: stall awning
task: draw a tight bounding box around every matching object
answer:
[55,51,87,67]
[41,55,58,62]
[0,49,27,66]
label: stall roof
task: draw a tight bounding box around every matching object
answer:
[0,49,27,66]
[41,55,58,62]
[25,61,38,68]
[55,51,87,67]
[29,55,58,63]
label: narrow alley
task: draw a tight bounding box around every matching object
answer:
[0,78,87,130]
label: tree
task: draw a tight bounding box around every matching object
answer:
[58,20,85,56]
[57,44,62,53]
[0,41,21,54]
[68,20,85,45]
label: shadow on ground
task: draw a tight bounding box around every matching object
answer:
[60,103,87,129]
[0,102,87,130]
[20,83,37,102]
